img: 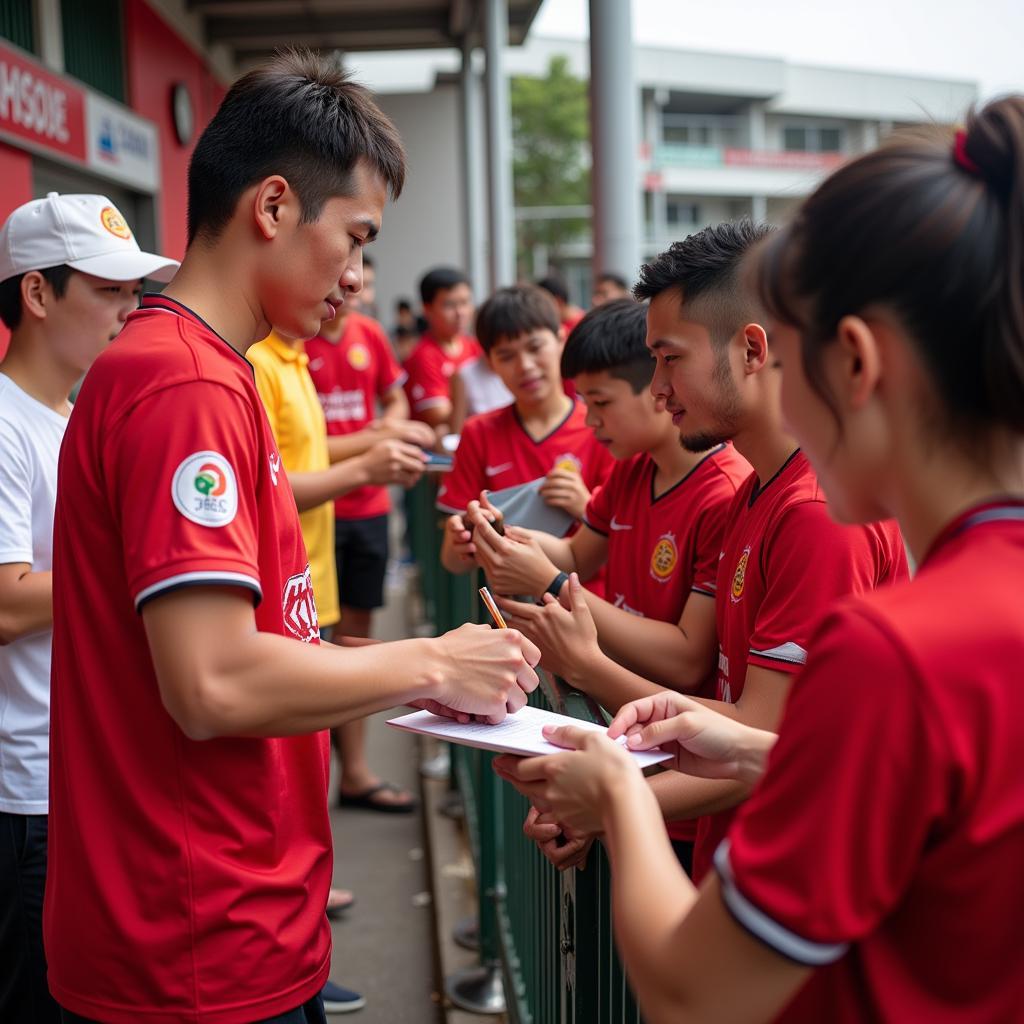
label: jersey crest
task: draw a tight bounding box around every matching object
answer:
[347,343,370,371]
[650,531,679,583]
[552,452,582,474]
[731,545,751,603]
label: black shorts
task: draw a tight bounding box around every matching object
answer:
[334,514,389,610]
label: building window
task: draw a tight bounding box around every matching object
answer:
[666,199,699,227]
[783,124,844,153]
[0,0,35,52]
[662,113,737,149]
[61,0,124,102]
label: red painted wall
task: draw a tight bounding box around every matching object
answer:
[123,0,228,261]
[0,140,35,357]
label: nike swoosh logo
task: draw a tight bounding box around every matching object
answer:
[610,516,632,531]
[485,463,514,476]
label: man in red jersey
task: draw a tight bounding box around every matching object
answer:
[45,51,538,1024]
[465,299,749,874]
[438,285,614,576]
[306,300,433,813]
[497,221,907,883]
[402,266,479,433]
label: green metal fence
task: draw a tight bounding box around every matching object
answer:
[408,478,642,1023]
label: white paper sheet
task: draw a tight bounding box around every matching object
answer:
[387,704,671,768]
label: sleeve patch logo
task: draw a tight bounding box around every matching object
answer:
[172,451,239,527]
[283,565,320,643]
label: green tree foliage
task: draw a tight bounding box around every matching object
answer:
[511,55,591,275]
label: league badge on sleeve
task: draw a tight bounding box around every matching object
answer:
[172,451,239,527]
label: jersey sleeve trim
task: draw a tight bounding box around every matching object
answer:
[581,516,608,537]
[414,395,449,412]
[135,571,263,612]
[691,583,717,597]
[748,641,807,668]
[435,498,463,515]
[715,839,849,967]
[386,370,408,392]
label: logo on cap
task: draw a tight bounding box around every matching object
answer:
[172,451,238,527]
[100,206,131,240]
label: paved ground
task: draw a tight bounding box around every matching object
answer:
[323,566,444,1023]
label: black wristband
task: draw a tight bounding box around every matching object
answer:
[544,571,570,600]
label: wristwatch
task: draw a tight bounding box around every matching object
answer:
[544,571,570,600]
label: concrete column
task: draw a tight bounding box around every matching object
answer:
[35,0,64,72]
[589,0,640,285]
[460,38,487,299]
[751,194,768,223]
[483,0,515,289]
[747,101,766,151]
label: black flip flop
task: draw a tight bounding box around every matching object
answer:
[336,781,418,814]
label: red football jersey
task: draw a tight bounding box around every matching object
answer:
[436,401,614,515]
[306,311,405,520]
[720,501,1024,1023]
[402,332,481,420]
[694,450,908,880]
[585,444,751,842]
[45,295,332,1023]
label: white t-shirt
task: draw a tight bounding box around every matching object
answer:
[0,373,68,813]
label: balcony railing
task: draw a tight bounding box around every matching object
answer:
[653,144,846,172]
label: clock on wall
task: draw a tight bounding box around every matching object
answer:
[171,82,195,146]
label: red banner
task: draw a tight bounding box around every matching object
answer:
[724,148,845,171]
[0,41,86,161]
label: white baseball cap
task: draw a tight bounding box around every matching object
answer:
[0,192,179,285]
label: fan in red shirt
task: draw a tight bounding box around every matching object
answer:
[492,97,1024,1024]
[465,300,748,874]
[402,266,480,431]
[438,284,613,583]
[496,220,906,885]
[43,52,540,1024]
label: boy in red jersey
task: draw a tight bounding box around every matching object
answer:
[438,284,614,575]
[490,100,1024,1024]
[44,51,539,1024]
[402,266,480,432]
[306,298,434,814]
[498,221,907,883]
[468,299,749,873]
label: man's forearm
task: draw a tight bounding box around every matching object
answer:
[327,431,380,464]
[587,597,710,690]
[0,569,53,643]
[648,768,750,821]
[531,533,576,574]
[564,651,665,713]
[288,460,371,511]
[154,628,436,740]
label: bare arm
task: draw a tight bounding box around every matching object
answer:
[290,440,426,511]
[586,591,717,691]
[448,372,468,435]
[141,587,540,741]
[602,774,808,1024]
[378,384,410,422]
[0,563,52,643]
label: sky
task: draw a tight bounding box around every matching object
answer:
[532,0,1024,100]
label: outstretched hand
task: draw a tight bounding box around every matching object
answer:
[494,572,600,682]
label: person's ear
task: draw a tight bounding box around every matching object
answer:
[252,176,293,241]
[740,322,769,375]
[20,271,49,321]
[835,315,882,411]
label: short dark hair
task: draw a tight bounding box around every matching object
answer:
[561,299,653,393]
[536,273,569,305]
[419,267,469,306]
[597,271,629,291]
[635,220,774,343]
[0,265,74,330]
[756,95,1024,438]
[476,284,560,353]
[187,49,405,245]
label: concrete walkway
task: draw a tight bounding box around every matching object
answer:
[323,566,443,1023]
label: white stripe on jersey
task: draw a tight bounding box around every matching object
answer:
[715,839,849,966]
[749,641,807,666]
[135,571,263,611]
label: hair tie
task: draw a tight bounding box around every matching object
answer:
[953,130,981,176]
